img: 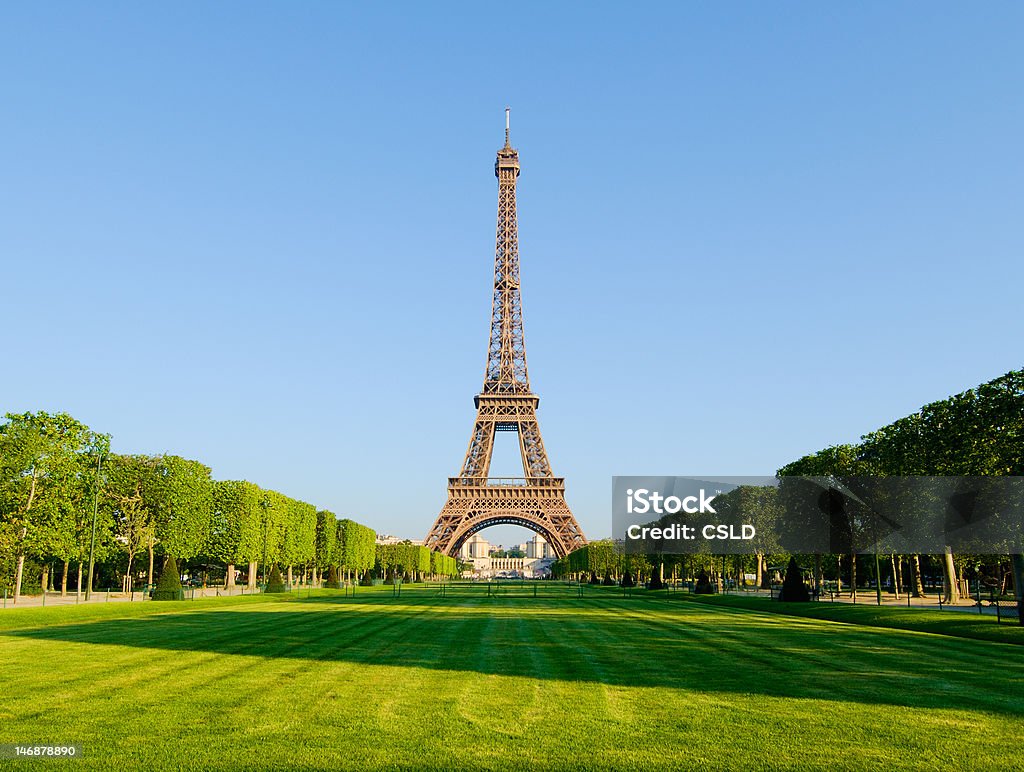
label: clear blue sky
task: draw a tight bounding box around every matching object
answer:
[2,4,1022,547]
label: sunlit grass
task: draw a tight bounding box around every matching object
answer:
[0,586,1021,770]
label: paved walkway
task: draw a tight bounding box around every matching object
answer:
[718,586,1011,616]
[0,585,269,609]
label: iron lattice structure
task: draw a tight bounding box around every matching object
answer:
[424,112,587,559]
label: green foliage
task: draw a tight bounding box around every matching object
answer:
[282,499,317,567]
[566,540,621,578]
[265,564,286,593]
[148,456,214,561]
[0,412,110,597]
[340,520,376,574]
[779,369,1024,478]
[780,556,809,602]
[152,555,184,601]
[316,510,340,569]
[0,412,382,600]
[648,567,665,590]
[694,570,715,594]
[209,480,264,566]
[429,551,458,578]
[103,455,158,575]
[325,565,341,589]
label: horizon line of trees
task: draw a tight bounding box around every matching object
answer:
[0,411,453,603]
[557,368,1024,609]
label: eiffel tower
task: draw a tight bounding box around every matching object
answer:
[424,110,587,559]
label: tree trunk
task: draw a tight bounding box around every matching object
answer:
[12,471,39,604]
[226,563,236,588]
[76,562,83,601]
[13,550,26,604]
[813,554,822,596]
[41,564,49,596]
[891,554,900,600]
[61,561,69,597]
[755,553,763,589]
[912,554,926,597]
[125,552,135,594]
[287,565,293,587]
[147,537,155,587]
[836,554,842,593]
[248,561,258,590]
[850,553,857,602]
[943,546,959,604]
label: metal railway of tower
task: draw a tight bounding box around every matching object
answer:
[423,110,587,559]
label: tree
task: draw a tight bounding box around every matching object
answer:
[265,564,286,593]
[104,455,158,592]
[152,555,183,601]
[209,480,264,589]
[324,565,341,589]
[147,456,213,563]
[780,556,809,602]
[281,499,316,585]
[316,510,340,580]
[0,412,107,603]
[340,519,376,582]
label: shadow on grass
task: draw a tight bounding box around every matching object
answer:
[5,592,1024,716]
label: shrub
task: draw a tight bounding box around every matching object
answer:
[152,556,184,601]
[620,571,635,588]
[695,570,716,594]
[324,565,341,589]
[649,569,665,590]
[780,556,810,602]
[589,571,601,585]
[359,571,373,587]
[265,564,286,594]
[602,572,614,586]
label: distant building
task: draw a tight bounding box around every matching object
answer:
[526,534,553,559]
[459,533,555,578]
[461,534,491,559]
[376,534,424,546]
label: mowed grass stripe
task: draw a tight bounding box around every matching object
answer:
[607,596,1024,713]
[1,588,1023,770]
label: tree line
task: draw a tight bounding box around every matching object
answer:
[373,543,458,583]
[0,411,454,603]
[556,368,1024,609]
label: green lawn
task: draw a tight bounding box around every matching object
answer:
[1,585,1022,771]
[671,591,1024,645]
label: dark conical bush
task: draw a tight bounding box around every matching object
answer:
[649,569,665,590]
[695,569,715,594]
[602,571,614,586]
[265,564,286,594]
[620,571,635,588]
[152,556,183,601]
[781,556,810,602]
[359,571,373,587]
[325,565,341,589]
[589,571,601,585]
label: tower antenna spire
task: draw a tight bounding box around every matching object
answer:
[505,106,510,146]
